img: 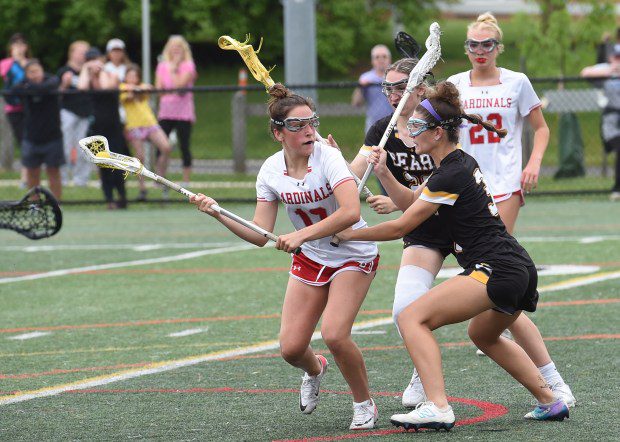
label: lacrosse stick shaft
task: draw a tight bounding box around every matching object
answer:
[140,168,279,242]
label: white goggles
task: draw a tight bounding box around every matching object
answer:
[271,113,320,132]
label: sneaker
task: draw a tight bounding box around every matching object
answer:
[402,368,426,408]
[299,354,328,414]
[350,398,378,430]
[476,329,513,356]
[550,381,576,408]
[390,401,455,432]
[524,398,569,421]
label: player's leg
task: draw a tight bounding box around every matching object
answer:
[279,277,328,414]
[46,166,62,201]
[394,246,444,407]
[323,269,378,429]
[496,192,521,235]
[176,120,192,184]
[128,137,147,196]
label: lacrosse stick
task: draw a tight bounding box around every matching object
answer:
[219,33,374,199]
[330,22,441,247]
[395,31,421,59]
[78,135,293,250]
[0,186,62,240]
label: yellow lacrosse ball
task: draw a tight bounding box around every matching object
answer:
[96,151,111,158]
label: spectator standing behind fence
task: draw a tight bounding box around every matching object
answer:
[120,64,171,201]
[352,44,394,134]
[79,47,128,210]
[155,35,197,186]
[105,38,130,125]
[581,43,620,202]
[12,60,63,200]
[0,33,30,187]
[57,40,93,187]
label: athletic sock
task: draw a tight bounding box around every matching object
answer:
[353,399,372,407]
[538,361,565,385]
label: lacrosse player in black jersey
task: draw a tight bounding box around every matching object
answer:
[335,81,569,430]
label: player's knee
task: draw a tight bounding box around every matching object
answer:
[320,327,349,354]
[279,340,307,364]
[392,265,434,330]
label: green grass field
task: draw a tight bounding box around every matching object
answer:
[0,198,619,440]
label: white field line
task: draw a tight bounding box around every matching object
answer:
[0,317,392,406]
[168,328,209,338]
[351,330,386,335]
[0,243,261,285]
[538,270,620,293]
[437,264,600,279]
[6,331,51,341]
[0,242,242,253]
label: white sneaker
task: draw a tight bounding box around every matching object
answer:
[402,368,426,408]
[550,381,576,408]
[390,401,455,432]
[299,354,328,414]
[349,398,378,430]
[476,329,513,356]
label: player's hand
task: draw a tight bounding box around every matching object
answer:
[190,193,221,218]
[521,162,540,193]
[333,227,354,242]
[368,146,389,176]
[276,231,306,254]
[367,195,398,214]
[326,134,340,150]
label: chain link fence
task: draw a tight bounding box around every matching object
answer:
[0,77,615,204]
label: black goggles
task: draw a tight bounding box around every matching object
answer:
[381,78,408,97]
[464,38,500,53]
[271,113,320,132]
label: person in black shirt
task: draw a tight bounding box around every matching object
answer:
[336,81,569,429]
[13,59,64,200]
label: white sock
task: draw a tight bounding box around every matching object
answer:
[353,399,372,407]
[538,361,564,384]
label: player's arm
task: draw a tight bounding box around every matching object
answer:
[277,180,360,252]
[337,198,438,242]
[191,195,278,247]
[522,106,549,192]
[369,146,417,211]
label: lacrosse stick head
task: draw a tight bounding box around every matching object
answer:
[218,34,275,91]
[0,186,62,239]
[395,31,421,59]
[79,135,143,176]
[406,22,442,91]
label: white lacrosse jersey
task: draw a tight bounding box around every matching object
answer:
[447,68,541,196]
[256,142,378,267]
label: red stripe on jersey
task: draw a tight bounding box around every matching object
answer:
[332,176,354,190]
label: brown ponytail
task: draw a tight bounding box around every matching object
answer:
[461,114,507,138]
[267,83,315,139]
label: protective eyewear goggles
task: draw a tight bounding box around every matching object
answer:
[271,113,320,132]
[407,117,436,137]
[381,78,408,97]
[464,38,500,53]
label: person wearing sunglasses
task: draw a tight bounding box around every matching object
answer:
[191,83,380,430]
[334,81,570,430]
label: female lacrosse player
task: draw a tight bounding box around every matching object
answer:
[120,64,171,201]
[191,83,380,430]
[337,58,574,410]
[335,81,570,430]
[446,12,548,234]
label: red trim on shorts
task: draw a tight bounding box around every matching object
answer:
[290,252,379,286]
[493,189,525,206]
[332,176,354,190]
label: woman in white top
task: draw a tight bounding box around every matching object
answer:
[191,84,379,431]
[447,12,549,234]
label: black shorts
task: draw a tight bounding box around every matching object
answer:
[21,137,65,169]
[403,215,452,257]
[460,261,538,314]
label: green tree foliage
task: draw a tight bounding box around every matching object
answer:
[0,0,439,75]
[514,0,616,76]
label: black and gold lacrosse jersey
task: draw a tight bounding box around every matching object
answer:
[419,149,533,269]
[364,115,451,251]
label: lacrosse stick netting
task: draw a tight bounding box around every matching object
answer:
[0,186,62,240]
[78,136,280,243]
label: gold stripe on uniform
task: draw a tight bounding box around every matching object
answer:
[422,188,459,201]
[469,270,490,285]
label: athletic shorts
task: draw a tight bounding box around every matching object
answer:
[21,137,65,169]
[126,125,160,141]
[493,189,525,206]
[290,252,379,286]
[403,241,453,258]
[460,261,538,314]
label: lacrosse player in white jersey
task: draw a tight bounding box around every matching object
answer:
[191,83,379,430]
[446,13,575,405]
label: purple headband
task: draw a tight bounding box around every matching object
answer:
[420,99,443,122]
